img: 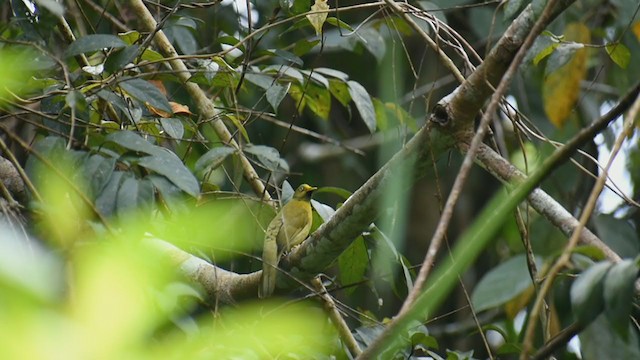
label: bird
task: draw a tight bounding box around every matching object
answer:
[259,184,317,298]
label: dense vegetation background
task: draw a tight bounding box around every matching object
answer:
[0,0,639,358]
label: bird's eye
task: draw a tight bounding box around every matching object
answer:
[297,186,304,192]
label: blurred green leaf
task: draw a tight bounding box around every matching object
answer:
[605,42,631,69]
[471,254,542,312]
[603,259,638,338]
[571,261,611,325]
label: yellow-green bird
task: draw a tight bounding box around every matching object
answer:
[259,184,316,298]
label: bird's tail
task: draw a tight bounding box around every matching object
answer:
[259,232,279,298]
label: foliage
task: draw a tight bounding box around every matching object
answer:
[0,0,639,359]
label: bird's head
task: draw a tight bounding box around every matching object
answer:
[293,184,317,200]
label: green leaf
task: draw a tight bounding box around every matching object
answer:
[95,171,125,217]
[533,43,559,65]
[243,144,289,173]
[314,67,349,81]
[605,43,631,69]
[603,260,638,338]
[159,118,184,140]
[245,72,275,90]
[570,261,612,325]
[373,98,389,131]
[328,79,351,107]
[325,17,354,32]
[292,39,320,57]
[84,154,116,198]
[106,130,161,155]
[104,45,140,72]
[138,149,200,197]
[348,80,376,132]
[593,214,640,258]
[579,315,640,360]
[471,254,542,312]
[119,78,172,115]
[65,34,127,57]
[194,146,236,174]
[266,83,291,111]
[301,70,329,88]
[315,186,352,200]
[114,176,153,217]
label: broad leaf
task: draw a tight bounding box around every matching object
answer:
[570,261,611,325]
[119,78,172,115]
[603,259,638,338]
[194,146,236,174]
[471,254,542,312]
[66,34,127,57]
[348,80,376,132]
[138,149,200,197]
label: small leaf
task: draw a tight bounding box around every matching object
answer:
[348,80,376,132]
[266,82,291,111]
[311,200,335,222]
[194,146,236,174]
[159,118,184,140]
[571,261,612,325]
[306,0,329,36]
[65,34,127,57]
[138,149,200,197]
[605,43,631,69]
[603,260,639,338]
[243,144,289,173]
[533,43,559,65]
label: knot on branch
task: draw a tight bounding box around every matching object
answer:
[430,103,450,126]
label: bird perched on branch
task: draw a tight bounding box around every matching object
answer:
[259,184,316,298]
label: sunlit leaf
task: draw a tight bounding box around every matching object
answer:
[605,43,630,69]
[306,0,329,36]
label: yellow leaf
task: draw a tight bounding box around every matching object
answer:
[542,22,591,128]
[307,0,329,36]
[633,21,640,42]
